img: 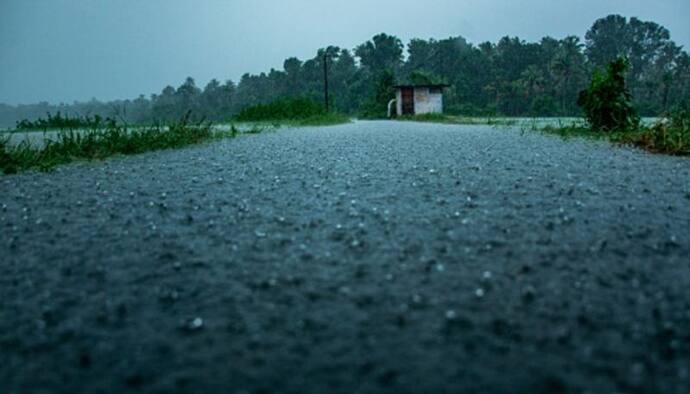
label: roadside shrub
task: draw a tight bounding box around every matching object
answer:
[235,97,326,122]
[617,107,690,155]
[577,57,639,132]
[0,137,19,174]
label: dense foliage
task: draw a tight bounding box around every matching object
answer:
[578,58,639,132]
[1,14,688,127]
[359,70,397,119]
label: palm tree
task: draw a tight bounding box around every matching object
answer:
[551,36,586,115]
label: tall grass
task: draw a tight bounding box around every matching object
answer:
[1,112,213,174]
[15,112,117,131]
[614,109,690,155]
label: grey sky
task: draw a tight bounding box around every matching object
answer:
[1,0,688,105]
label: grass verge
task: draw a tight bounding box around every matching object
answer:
[613,123,690,155]
[0,113,215,174]
[536,124,607,140]
[396,113,518,126]
[282,113,351,127]
[535,111,690,156]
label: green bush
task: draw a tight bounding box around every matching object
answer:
[617,107,690,155]
[235,97,326,122]
[577,57,639,132]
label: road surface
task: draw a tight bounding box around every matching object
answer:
[1,121,689,393]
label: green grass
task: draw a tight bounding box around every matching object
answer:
[396,113,519,126]
[613,122,690,156]
[397,113,460,124]
[219,113,350,133]
[1,110,345,174]
[535,112,690,156]
[212,124,271,139]
[236,97,325,122]
[283,113,351,127]
[399,113,689,156]
[0,113,217,174]
[235,97,350,127]
[15,112,117,131]
[535,124,607,140]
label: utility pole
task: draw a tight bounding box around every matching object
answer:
[323,52,330,112]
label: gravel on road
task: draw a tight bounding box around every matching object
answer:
[1,121,689,393]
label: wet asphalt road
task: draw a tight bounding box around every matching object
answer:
[1,121,689,393]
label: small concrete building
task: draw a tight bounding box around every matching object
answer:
[390,84,449,117]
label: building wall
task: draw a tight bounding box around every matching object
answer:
[413,87,443,115]
[394,87,444,116]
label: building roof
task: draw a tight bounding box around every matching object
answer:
[393,84,450,89]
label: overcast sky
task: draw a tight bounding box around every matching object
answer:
[1,0,688,105]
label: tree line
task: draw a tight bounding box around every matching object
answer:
[1,14,688,128]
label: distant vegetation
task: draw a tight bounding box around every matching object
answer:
[15,112,117,131]
[236,97,325,121]
[359,70,396,119]
[0,113,214,174]
[540,58,689,155]
[1,14,687,127]
[235,97,349,126]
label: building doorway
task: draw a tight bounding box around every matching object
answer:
[401,87,414,115]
